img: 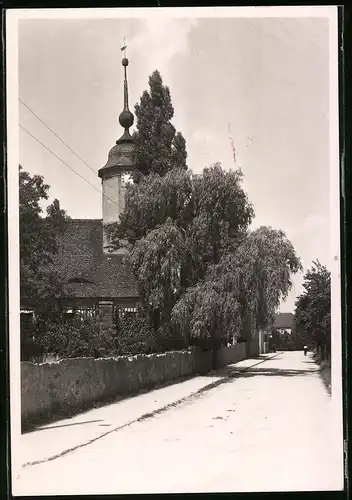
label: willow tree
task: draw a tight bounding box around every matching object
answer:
[113,69,302,353]
[116,163,254,349]
[172,226,302,348]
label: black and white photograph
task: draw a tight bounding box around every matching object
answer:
[7,6,344,495]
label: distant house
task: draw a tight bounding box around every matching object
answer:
[274,312,294,335]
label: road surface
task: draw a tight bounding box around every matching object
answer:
[13,352,343,495]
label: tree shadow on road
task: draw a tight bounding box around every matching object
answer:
[236,367,318,378]
[208,366,318,379]
[27,419,106,433]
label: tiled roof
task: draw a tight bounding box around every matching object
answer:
[274,312,294,329]
[52,219,139,299]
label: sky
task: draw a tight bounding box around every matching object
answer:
[16,9,337,313]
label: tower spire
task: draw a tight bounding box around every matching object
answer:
[118,39,134,140]
[99,40,136,178]
[98,40,136,254]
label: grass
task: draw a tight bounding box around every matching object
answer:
[320,360,331,395]
[313,352,331,395]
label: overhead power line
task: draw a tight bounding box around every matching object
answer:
[19,97,98,177]
[19,124,119,207]
[18,97,118,193]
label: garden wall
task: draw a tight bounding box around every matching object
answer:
[21,343,246,428]
[216,342,247,367]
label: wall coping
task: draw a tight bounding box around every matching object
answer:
[21,349,196,367]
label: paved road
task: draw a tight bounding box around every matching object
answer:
[13,352,343,495]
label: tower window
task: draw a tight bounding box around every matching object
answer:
[121,173,133,187]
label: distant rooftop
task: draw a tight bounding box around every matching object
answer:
[274,312,294,329]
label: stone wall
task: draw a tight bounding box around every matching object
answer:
[216,342,247,367]
[21,344,246,428]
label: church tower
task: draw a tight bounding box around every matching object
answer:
[98,54,136,254]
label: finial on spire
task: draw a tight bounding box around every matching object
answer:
[121,37,127,58]
[98,38,136,178]
[118,37,134,135]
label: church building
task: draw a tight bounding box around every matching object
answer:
[20,53,265,360]
[20,55,140,335]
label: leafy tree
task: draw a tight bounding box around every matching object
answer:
[189,165,255,271]
[19,166,69,298]
[269,328,302,351]
[111,167,194,245]
[172,226,302,349]
[132,70,187,180]
[231,227,302,330]
[111,71,301,355]
[126,218,189,349]
[113,163,254,348]
[294,260,331,360]
[114,164,300,353]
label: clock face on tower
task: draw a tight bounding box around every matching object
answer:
[121,172,132,187]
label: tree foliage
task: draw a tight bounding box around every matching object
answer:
[132,70,187,180]
[113,162,257,346]
[172,226,302,346]
[33,317,116,359]
[115,311,158,355]
[111,70,302,352]
[294,260,331,359]
[269,328,304,351]
[231,227,302,328]
[115,163,254,275]
[19,166,69,298]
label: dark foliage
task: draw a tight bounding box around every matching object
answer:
[19,166,69,298]
[294,261,331,360]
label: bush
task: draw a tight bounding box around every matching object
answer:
[115,313,158,355]
[318,358,331,394]
[32,309,182,360]
[21,331,44,362]
[33,318,116,359]
[269,328,303,351]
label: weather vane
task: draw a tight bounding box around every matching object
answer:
[121,37,127,58]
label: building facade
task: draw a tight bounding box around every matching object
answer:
[274,312,294,335]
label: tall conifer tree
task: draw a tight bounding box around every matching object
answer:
[133,70,187,180]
